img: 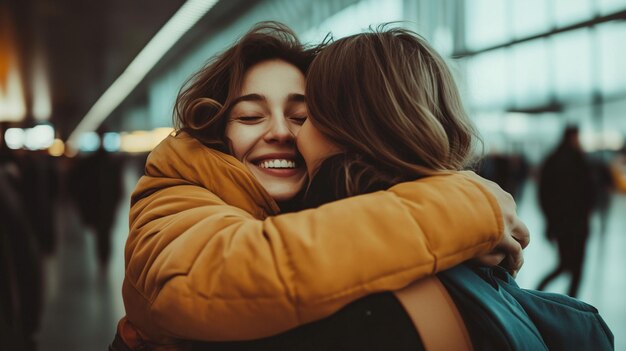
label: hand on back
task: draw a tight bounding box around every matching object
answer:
[461,171,530,277]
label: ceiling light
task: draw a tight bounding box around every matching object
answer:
[24,124,55,150]
[32,52,52,120]
[0,60,26,122]
[119,127,174,153]
[4,127,25,149]
[103,132,121,152]
[48,138,65,157]
[66,0,219,150]
[78,131,100,152]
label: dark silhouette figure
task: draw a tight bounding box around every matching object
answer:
[0,134,44,351]
[537,127,596,297]
[68,146,124,269]
[14,150,59,255]
[478,152,529,204]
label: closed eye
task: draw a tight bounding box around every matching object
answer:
[289,115,308,125]
[235,116,265,124]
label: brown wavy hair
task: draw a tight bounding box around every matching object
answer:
[174,22,318,152]
[305,26,479,196]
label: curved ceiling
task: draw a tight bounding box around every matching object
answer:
[2,0,185,137]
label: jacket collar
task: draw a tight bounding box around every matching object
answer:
[132,131,280,217]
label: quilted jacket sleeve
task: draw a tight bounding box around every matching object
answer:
[122,173,503,343]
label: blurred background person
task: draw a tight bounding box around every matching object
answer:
[536,126,595,297]
[14,147,59,256]
[0,125,44,351]
[477,149,530,203]
[68,133,124,271]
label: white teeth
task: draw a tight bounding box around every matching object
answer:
[258,159,296,169]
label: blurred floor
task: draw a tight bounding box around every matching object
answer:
[36,161,134,351]
[35,168,625,350]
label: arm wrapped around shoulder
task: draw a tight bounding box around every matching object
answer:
[122,173,503,342]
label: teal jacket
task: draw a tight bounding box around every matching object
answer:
[440,265,614,351]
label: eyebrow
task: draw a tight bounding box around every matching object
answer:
[231,93,305,106]
[287,93,305,103]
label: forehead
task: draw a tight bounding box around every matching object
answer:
[240,59,305,96]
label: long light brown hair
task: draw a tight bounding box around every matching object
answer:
[305,26,479,196]
[174,22,317,152]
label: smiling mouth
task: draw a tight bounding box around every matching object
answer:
[257,159,298,169]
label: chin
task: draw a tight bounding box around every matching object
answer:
[264,179,306,202]
[268,188,301,202]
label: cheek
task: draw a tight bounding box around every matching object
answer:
[290,123,303,137]
[296,124,314,161]
[225,124,254,161]
[297,122,340,172]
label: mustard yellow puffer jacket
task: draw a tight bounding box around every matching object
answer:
[122,132,503,345]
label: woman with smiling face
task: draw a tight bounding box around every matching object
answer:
[225,59,308,203]
[114,23,528,351]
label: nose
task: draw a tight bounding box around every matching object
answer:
[265,115,295,143]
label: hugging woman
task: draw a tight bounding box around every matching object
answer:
[111,22,528,351]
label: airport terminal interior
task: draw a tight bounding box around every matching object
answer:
[2,0,626,350]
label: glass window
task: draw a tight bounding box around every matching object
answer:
[512,39,551,109]
[525,112,564,163]
[503,112,531,141]
[597,22,626,96]
[597,0,626,15]
[301,0,403,43]
[511,0,551,38]
[467,48,512,109]
[149,72,180,129]
[122,105,149,132]
[552,28,593,102]
[473,111,563,165]
[465,0,511,51]
[553,0,594,27]
[472,112,507,153]
[603,99,626,132]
